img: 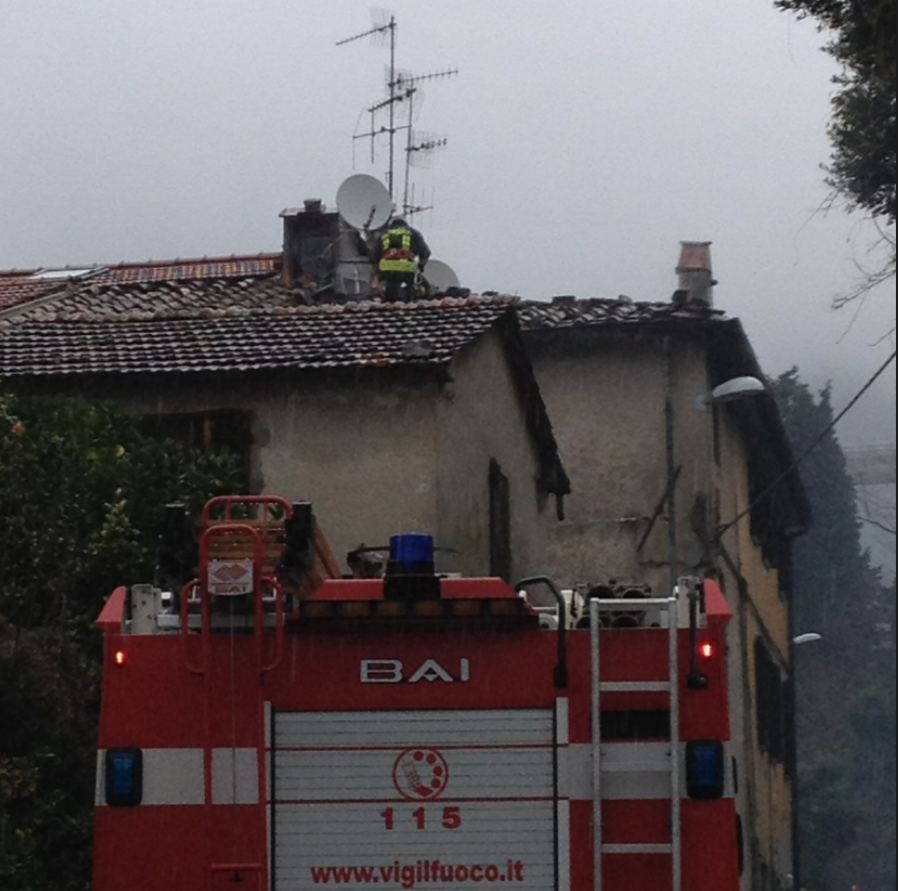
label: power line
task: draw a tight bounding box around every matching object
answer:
[844,443,897,485]
[716,349,898,541]
[860,514,897,537]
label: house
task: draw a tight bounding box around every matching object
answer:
[1,223,808,891]
[518,243,810,891]
[0,257,568,584]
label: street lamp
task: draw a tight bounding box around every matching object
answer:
[694,375,766,411]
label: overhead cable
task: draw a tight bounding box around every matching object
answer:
[716,348,897,541]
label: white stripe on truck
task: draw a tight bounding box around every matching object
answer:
[95,748,260,807]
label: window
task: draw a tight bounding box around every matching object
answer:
[28,266,105,282]
[755,639,787,764]
[747,461,795,597]
[489,460,512,582]
[140,410,252,485]
[784,677,797,780]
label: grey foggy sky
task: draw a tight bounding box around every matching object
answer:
[0,0,895,443]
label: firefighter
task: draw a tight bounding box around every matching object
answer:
[373,217,431,303]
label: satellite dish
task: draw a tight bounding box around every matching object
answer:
[425,259,460,293]
[336,175,393,231]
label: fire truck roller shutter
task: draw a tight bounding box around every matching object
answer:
[272,709,559,889]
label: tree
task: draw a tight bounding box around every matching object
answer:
[0,390,243,890]
[776,0,896,307]
[776,0,896,222]
[774,370,897,891]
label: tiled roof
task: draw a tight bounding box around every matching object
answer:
[0,296,515,378]
[0,262,730,380]
[92,255,281,285]
[0,273,67,314]
[2,251,725,334]
[518,296,724,330]
[2,277,289,329]
[0,254,281,319]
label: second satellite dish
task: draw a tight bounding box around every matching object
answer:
[336,175,393,231]
[425,259,461,293]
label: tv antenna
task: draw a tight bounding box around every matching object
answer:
[403,184,436,226]
[338,12,457,211]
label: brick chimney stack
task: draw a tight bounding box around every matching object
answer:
[675,241,715,307]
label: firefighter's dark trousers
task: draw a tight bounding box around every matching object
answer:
[383,273,416,303]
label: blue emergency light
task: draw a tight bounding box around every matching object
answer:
[686,740,725,800]
[389,534,435,574]
[105,748,143,807]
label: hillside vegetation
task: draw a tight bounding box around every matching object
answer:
[774,370,897,891]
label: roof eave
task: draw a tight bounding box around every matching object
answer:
[495,310,571,498]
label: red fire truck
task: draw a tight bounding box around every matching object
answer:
[93,496,741,890]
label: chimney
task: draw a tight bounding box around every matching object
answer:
[279,201,375,301]
[280,201,340,288]
[675,241,715,307]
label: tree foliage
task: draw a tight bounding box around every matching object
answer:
[776,0,897,225]
[774,370,896,891]
[0,390,243,890]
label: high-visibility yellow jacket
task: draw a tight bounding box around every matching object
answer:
[378,227,418,275]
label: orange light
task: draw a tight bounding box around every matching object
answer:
[114,650,127,666]
[699,642,716,661]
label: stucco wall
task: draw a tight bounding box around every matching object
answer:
[713,424,794,891]
[71,371,439,573]
[526,326,796,891]
[436,330,551,582]
[46,333,553,580]
[254,375,442,571]
[718,424,795,889]
[527,331,718,596]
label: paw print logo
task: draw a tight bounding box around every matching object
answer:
[392,748,450,801]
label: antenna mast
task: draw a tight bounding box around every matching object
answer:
[338,14,399,197]
[398,69,456,216]
[339,14,457,215]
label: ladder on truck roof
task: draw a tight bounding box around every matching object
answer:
[590,593,682,891]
